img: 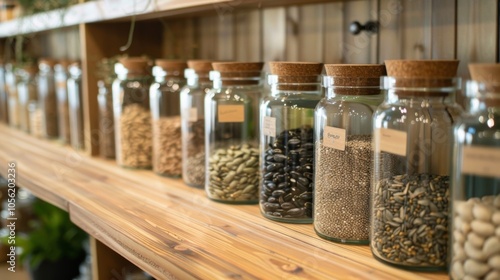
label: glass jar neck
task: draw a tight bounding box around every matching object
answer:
[268,74,321,96]
[323,75,380,98]
[466,81,500,113]
[382,76,460,105]
[210,70,262,89]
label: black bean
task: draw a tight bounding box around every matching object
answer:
[263,202,279,211]
[273,154,287,162]
[287,208,305,217]
[272,190,285,197]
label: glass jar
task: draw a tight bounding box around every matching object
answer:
[37,58,58,138]
[450,64,500,280]
[259,62,323,223]
[28,101,43,138]
[205,62,264,203]
[371,60,462,271]
[67,62,84,150]
[314,64,385,243]
[15,64,38,133]
[150,60,187,177]
[180,60,213,188]
[5,63,19,128]
[97,57,119,159]
[112,57,153,168]
[54,60,72,144]
[0,62,8,123]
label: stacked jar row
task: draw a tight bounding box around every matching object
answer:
[0,59,85,150]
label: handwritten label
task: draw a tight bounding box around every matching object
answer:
[218,105,244,123]
[263,116,276,137]
[56,81,66,89]
[376,128,407,156]
[323,126,346,151]
[462,146,500,179]
[189,107,198,122]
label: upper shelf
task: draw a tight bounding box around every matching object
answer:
[0,124,448,280]
[0,0,335,38]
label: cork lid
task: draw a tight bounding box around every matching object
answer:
[268,62,323,91]
[212,62,263,85]
[323,64,385,95]
[384,60,460,96]
[119,57,150,74]
[155,59,187,75]
[187,60,214,73]
[38,58,57,67]
[469,63,500,104]
[22,64,38,75]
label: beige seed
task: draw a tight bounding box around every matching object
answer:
[473,204,493,222]
[471,220,495,237]
[464,259,490,278]
[488,254,500,270]
[483,236,500,258]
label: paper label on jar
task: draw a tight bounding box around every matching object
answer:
[376,128,407,156]
[462,146,500,179]
[323,126,346,151]
[218,105,244,123]
[189,107,198,122]
[263,116,276,138]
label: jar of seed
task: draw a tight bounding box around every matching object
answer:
[259,62,323,223]
[54,60,72,144]
[371,60,463,271]
[37,58,59,138]
[314,64,385,243]
[15,64,38,133]
[67,62,84,150]
[150,60,187,177]
[112,57,153,169]
[5,63,19,128]
[205,62,264,203]
[180,60,214,188]
[97,57,119,159]
[28,101,43,138]
[0,61,8,123]
[450,64,500,280]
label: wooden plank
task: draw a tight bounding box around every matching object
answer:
[0,124,449,280]
[431,0,456,59]
[285,6,299,61]
[323,2,344,63]
[198,15,218,59]
[90,237,136,280]
[341,0,373,63]
[456,0,497,79]
[235,10,261,61]
[217,12,235,60]
[262,7,286,66]
[298,4,324,62]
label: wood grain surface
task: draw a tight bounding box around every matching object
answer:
[0,124,448,280]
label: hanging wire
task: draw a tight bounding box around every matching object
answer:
[120,15,136,52]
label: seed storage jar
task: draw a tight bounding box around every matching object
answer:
[0,61,8,123]
[54,60,72,144]
[205,62,264,203]
[37,58,58,138]
[314,64,385,243]
[5,63,19,128]
[450,64,500,280]
[150,60,187,177]
[97,57,118,159]
[180,60,213,188]
[112,57,153,168]
[28,101,43,138]
[15,64,38,133]
[67,62,84,150]
[371,60,462,270]
[260,62,323,223]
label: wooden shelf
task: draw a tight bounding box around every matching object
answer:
[0,124,447,279]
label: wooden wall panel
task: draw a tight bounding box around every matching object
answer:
[235,10,261,61]
[431,0,456,59]
[198,16,218,59]
[298,4,324,62]
[323,2,345,63]
[217,13,235,60]
[341,0,375,63]
[457,0,498,79]
[285,6,299,61]
[262,7,286,66]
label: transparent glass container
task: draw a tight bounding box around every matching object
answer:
[112,58,153,168]
[5,63,19,128]
[450,77,500,279]
[15,65,38,133]
[97,80,115,159]
[150,60,187,177]
[180,61,213,188]
[205,62,264,204]
[28,101,43,138]
[37,59,58,138]
[0,62,8,123]
[371,75,462,271]
[54,60,72,144]
[314,65,385,243]
[67,63,84,150]
[259,62,323,223]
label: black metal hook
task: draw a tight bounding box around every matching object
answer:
[349,20,379,35]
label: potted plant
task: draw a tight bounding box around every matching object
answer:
[9,199,88,280]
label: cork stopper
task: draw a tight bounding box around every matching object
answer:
[385,60,459,96]
[269,62,323,91]
[212,62,263,85]
[155,59,187,76]
[22,64,38,75]
[38,58,57,67]
[469,63,500,105]
[324,64,386,95]
[187,60,214,73]
[119,57,150,75]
